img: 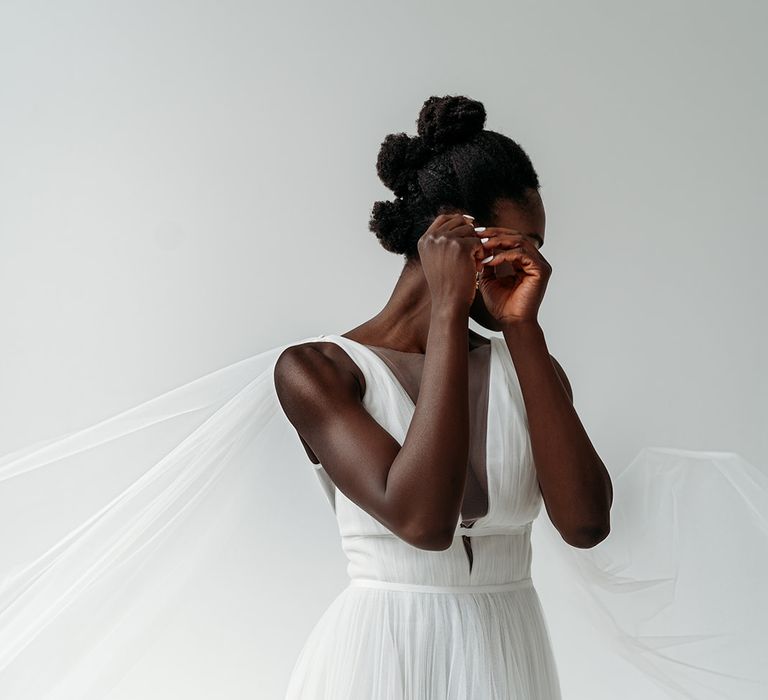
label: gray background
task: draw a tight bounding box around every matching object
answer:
[1,0,766,696]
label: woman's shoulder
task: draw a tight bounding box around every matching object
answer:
[273,338,368,465]
[273,337,367,405]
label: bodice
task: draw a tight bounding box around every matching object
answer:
[309,333,543,587]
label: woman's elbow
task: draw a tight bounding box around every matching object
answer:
[399,521,455,551]
[562,522,611,549]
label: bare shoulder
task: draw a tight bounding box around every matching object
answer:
[549,354,573,403]
[273,340,367,463]
[274,340,366,401]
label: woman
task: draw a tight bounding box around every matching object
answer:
[273,94,612,698]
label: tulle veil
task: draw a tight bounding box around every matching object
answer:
[0,332,766,699]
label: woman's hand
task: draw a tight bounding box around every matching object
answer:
[474,227,551,325]
[418,213,486,313]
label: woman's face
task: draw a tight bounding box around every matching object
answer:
[469,189,546,330]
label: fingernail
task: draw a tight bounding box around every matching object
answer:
[480,237,489,244]
[481,254,494,263]
[474,226,486,232]
[462,214,475,220]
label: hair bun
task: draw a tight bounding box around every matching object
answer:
[375,132,431,197]
[417,95,486,151]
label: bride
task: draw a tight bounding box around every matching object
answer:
[0,94,766,700]
[274,94,610,698]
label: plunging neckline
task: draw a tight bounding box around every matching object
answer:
[362,341,491,356]
[318,333,496,529]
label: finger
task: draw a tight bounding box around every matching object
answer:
[443,221,482,239]
[444,212,477,231]
[428,213,464,234]
[477,260,496,282]
[479,236,533,252]
[481,248,536,269]
[477,232,543,255]
[471,226,524,237]
[445,235,488,272]
[472,239,492,270]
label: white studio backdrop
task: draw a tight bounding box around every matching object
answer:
[1,1,766,697]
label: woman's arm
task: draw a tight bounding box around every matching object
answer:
[274,307,473,552]
[501,320,613,548]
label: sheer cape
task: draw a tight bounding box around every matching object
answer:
[0,333,766,699]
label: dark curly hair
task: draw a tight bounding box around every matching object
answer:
[369,94,540,260]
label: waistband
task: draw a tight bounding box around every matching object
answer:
[453,523,532,538]
[342,523,533,540]
[347,577,533,594]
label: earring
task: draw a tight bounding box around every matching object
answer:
[475,271,481,289]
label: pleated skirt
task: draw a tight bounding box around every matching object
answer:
[284,578,562,699]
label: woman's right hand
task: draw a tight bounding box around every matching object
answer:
[417,213,487,313]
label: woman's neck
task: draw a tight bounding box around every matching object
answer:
[345,260,479,353]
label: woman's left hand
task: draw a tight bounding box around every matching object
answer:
[474,227,551,326]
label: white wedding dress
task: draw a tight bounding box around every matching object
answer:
[0,330,766,699]
[284,333,562,699]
